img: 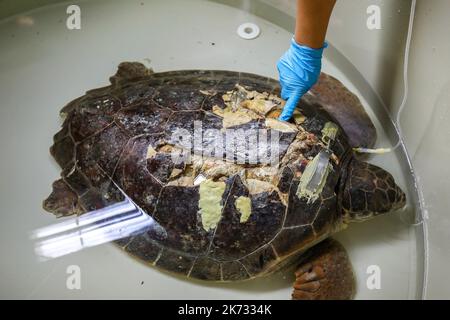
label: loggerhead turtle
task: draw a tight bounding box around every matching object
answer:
[43,62,406,299]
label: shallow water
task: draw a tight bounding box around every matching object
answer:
[0,0,423,299]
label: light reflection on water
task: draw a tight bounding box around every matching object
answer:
[0,0,423,299]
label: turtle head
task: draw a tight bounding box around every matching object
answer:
[342,158,406,222]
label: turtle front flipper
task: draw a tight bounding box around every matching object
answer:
[307,73,377,149]
[43,179,83,217]
[292,238,355,300]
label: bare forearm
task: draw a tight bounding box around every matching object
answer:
[295,0,336,49]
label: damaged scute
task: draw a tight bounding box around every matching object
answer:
[321,122,339,146]
[296,150,333,203]
[236,196,252,223]
[199,179,226,231]
[213,84,283,128]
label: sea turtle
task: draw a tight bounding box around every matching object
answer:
[43,62,406,300]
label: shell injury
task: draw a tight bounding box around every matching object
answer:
[212,84,283,128]
[321,122,339,146]
[146,145,157,159]
[235,196,252,223]
[198,179,226,231]
[296,149,333,203]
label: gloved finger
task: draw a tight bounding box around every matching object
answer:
[276,53,290,71]
[278,91,303,121]
[280,86,291,100]
[276,59,284,73]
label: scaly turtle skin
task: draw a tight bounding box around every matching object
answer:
[43,62,406,299]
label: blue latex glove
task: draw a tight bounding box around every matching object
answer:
[277,38,327,121]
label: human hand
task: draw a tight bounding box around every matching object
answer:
[277,38,327,121]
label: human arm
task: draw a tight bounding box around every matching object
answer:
[278,0,336,121]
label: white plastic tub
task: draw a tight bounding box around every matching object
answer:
[0,0,441,299]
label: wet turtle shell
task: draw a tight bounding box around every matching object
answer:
[44,62,375,281]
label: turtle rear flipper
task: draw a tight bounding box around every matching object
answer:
[307,73,377,149]
[43,179,82,217]
[292,238,355,300]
